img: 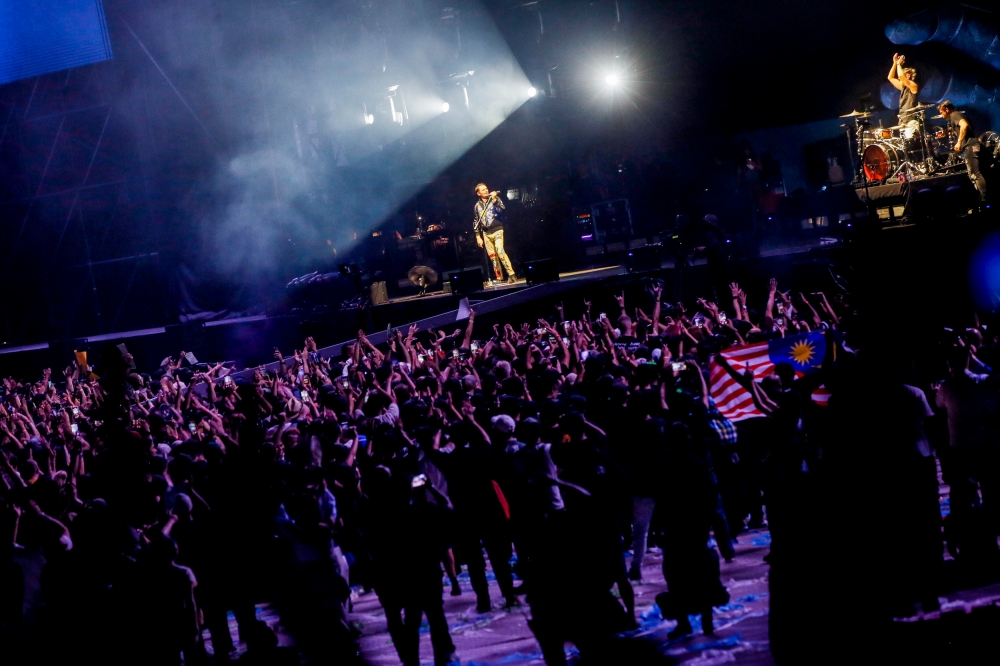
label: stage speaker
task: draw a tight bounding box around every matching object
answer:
[523,258,559,285]
[449,268,483,295]
[370,281,388,305]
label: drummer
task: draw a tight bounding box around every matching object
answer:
[888,53,920,137]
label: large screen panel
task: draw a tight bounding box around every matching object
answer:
[0,1,113,86]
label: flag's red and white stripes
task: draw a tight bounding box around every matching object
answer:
[810,386,831,406]
[709,342,770,422]
[708,341,831,421]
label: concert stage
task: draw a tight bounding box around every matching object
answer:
[853,171,981,224]
[782,171,982,232]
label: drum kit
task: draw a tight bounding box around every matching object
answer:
[841,104,967,185]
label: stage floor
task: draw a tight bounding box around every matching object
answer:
[382,265,630,306]
[382,237,841,307]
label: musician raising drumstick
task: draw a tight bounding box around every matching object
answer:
[888,53,919,116]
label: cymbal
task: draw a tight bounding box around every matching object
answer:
[840,110,872,118]
[885,125,906,130]
[408,265,439,291]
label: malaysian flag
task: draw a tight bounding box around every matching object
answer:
[709,331,828,422]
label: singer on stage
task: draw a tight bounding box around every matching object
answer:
[473,183,517,284]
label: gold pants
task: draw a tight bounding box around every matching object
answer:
[482,228,514,280]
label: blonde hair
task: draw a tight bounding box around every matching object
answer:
[474,182,488,194]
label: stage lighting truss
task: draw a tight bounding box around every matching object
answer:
[381,85,407,126]
[442,70,474,110]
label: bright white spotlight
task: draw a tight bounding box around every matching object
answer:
[441,102,450,113]
[364,113,374,125]
[605,74,619,86]
[527,86,537,97]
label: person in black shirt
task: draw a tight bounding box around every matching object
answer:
[888,53,922,144]
[938,100,987,202]
[888,53,919,116]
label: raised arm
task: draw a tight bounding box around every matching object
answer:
[461,402,491,448]
[797,293,822,328]
[812,292,840,326]
[651,285,663,335]
[888,53,903,91]
[714,354,777,415]
[689,359,710,408]
[461,309,476,349]
[765,278,777,320]
[614,291,626,320]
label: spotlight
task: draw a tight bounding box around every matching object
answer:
[364,113,374,125]
[441,102,450,113]
[605,74,619,85]
[527,86,537,97]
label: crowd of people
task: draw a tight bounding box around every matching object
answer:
[1,271,992,665]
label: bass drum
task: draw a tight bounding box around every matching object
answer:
[862,142,903,182]
[859,129,879,149]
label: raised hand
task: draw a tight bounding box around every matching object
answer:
[769,278,778,294]
[729,282,741,298]
[460,401,476,419]
[615,292,625,308]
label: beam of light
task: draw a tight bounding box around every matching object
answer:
[605,74,619,86]
[527,86,537,97]
[176,0,531,289]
